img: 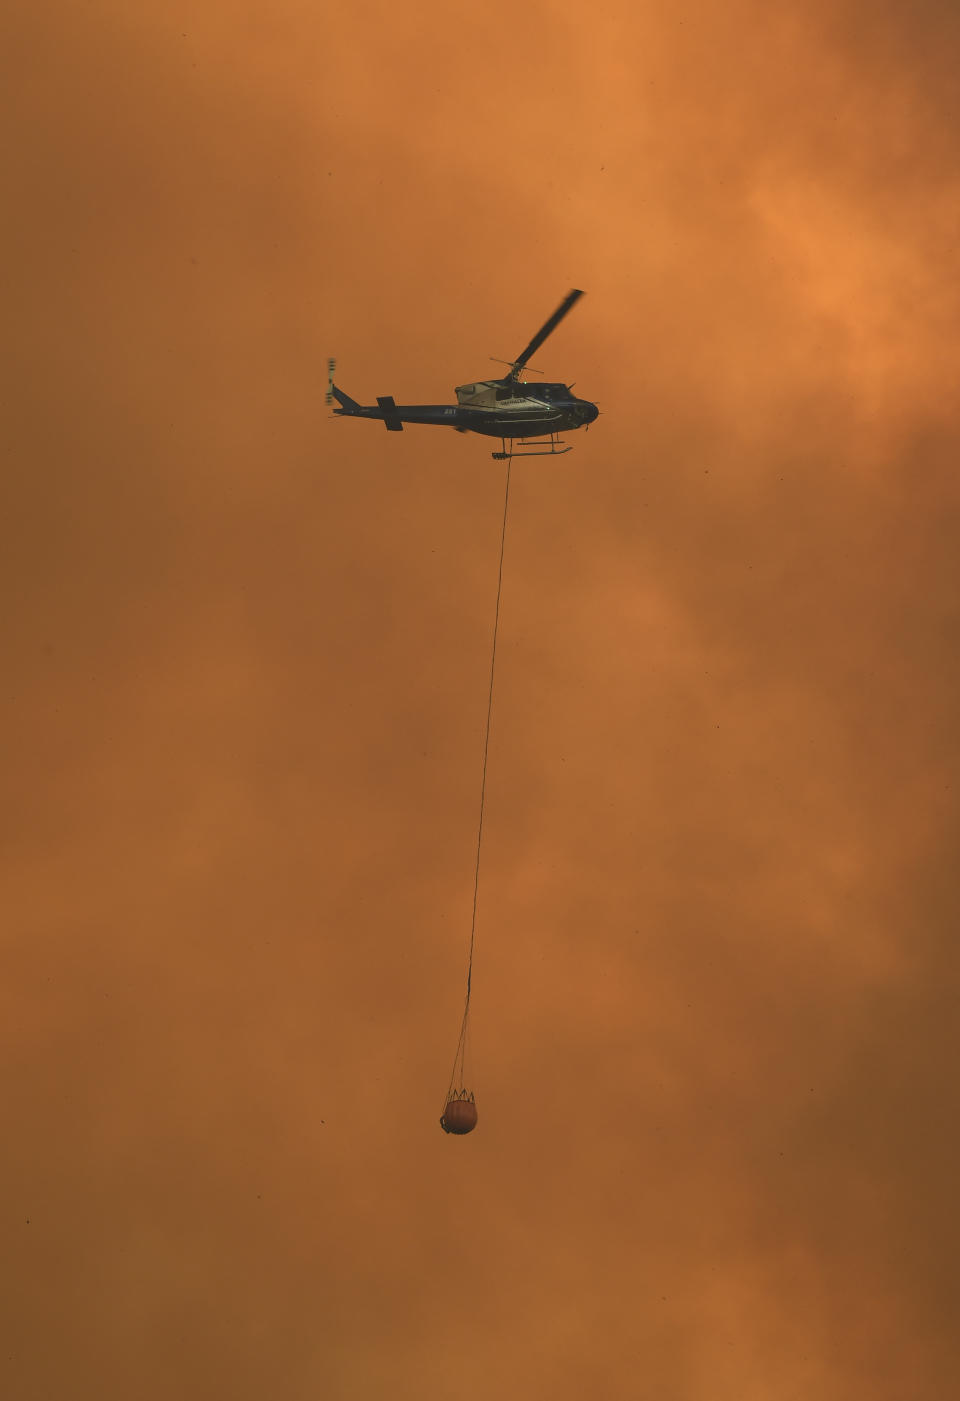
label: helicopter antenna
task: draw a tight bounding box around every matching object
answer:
[325,357,336,406]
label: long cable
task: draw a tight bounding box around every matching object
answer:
[445,456,512,1102]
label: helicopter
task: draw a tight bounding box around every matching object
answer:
[326,288,598,460]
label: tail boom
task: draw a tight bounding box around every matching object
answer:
[330,389,466,431]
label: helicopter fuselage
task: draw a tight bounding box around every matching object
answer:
[330,378,597,440]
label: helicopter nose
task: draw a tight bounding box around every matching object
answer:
[578,401,599,425]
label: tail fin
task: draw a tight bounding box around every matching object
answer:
[330,384,362,413]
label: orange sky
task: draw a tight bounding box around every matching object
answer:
[3,2,959,1397]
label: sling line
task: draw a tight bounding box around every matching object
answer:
[445,456,512,1102]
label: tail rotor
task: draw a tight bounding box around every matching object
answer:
[325,357,336,406]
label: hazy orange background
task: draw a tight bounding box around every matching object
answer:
[3,2,959,1396]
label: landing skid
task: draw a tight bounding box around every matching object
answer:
[492,433,573,461]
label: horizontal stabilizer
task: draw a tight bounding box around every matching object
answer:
[377,395,403,431]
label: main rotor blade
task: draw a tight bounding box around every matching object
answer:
[510,288,584,378]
